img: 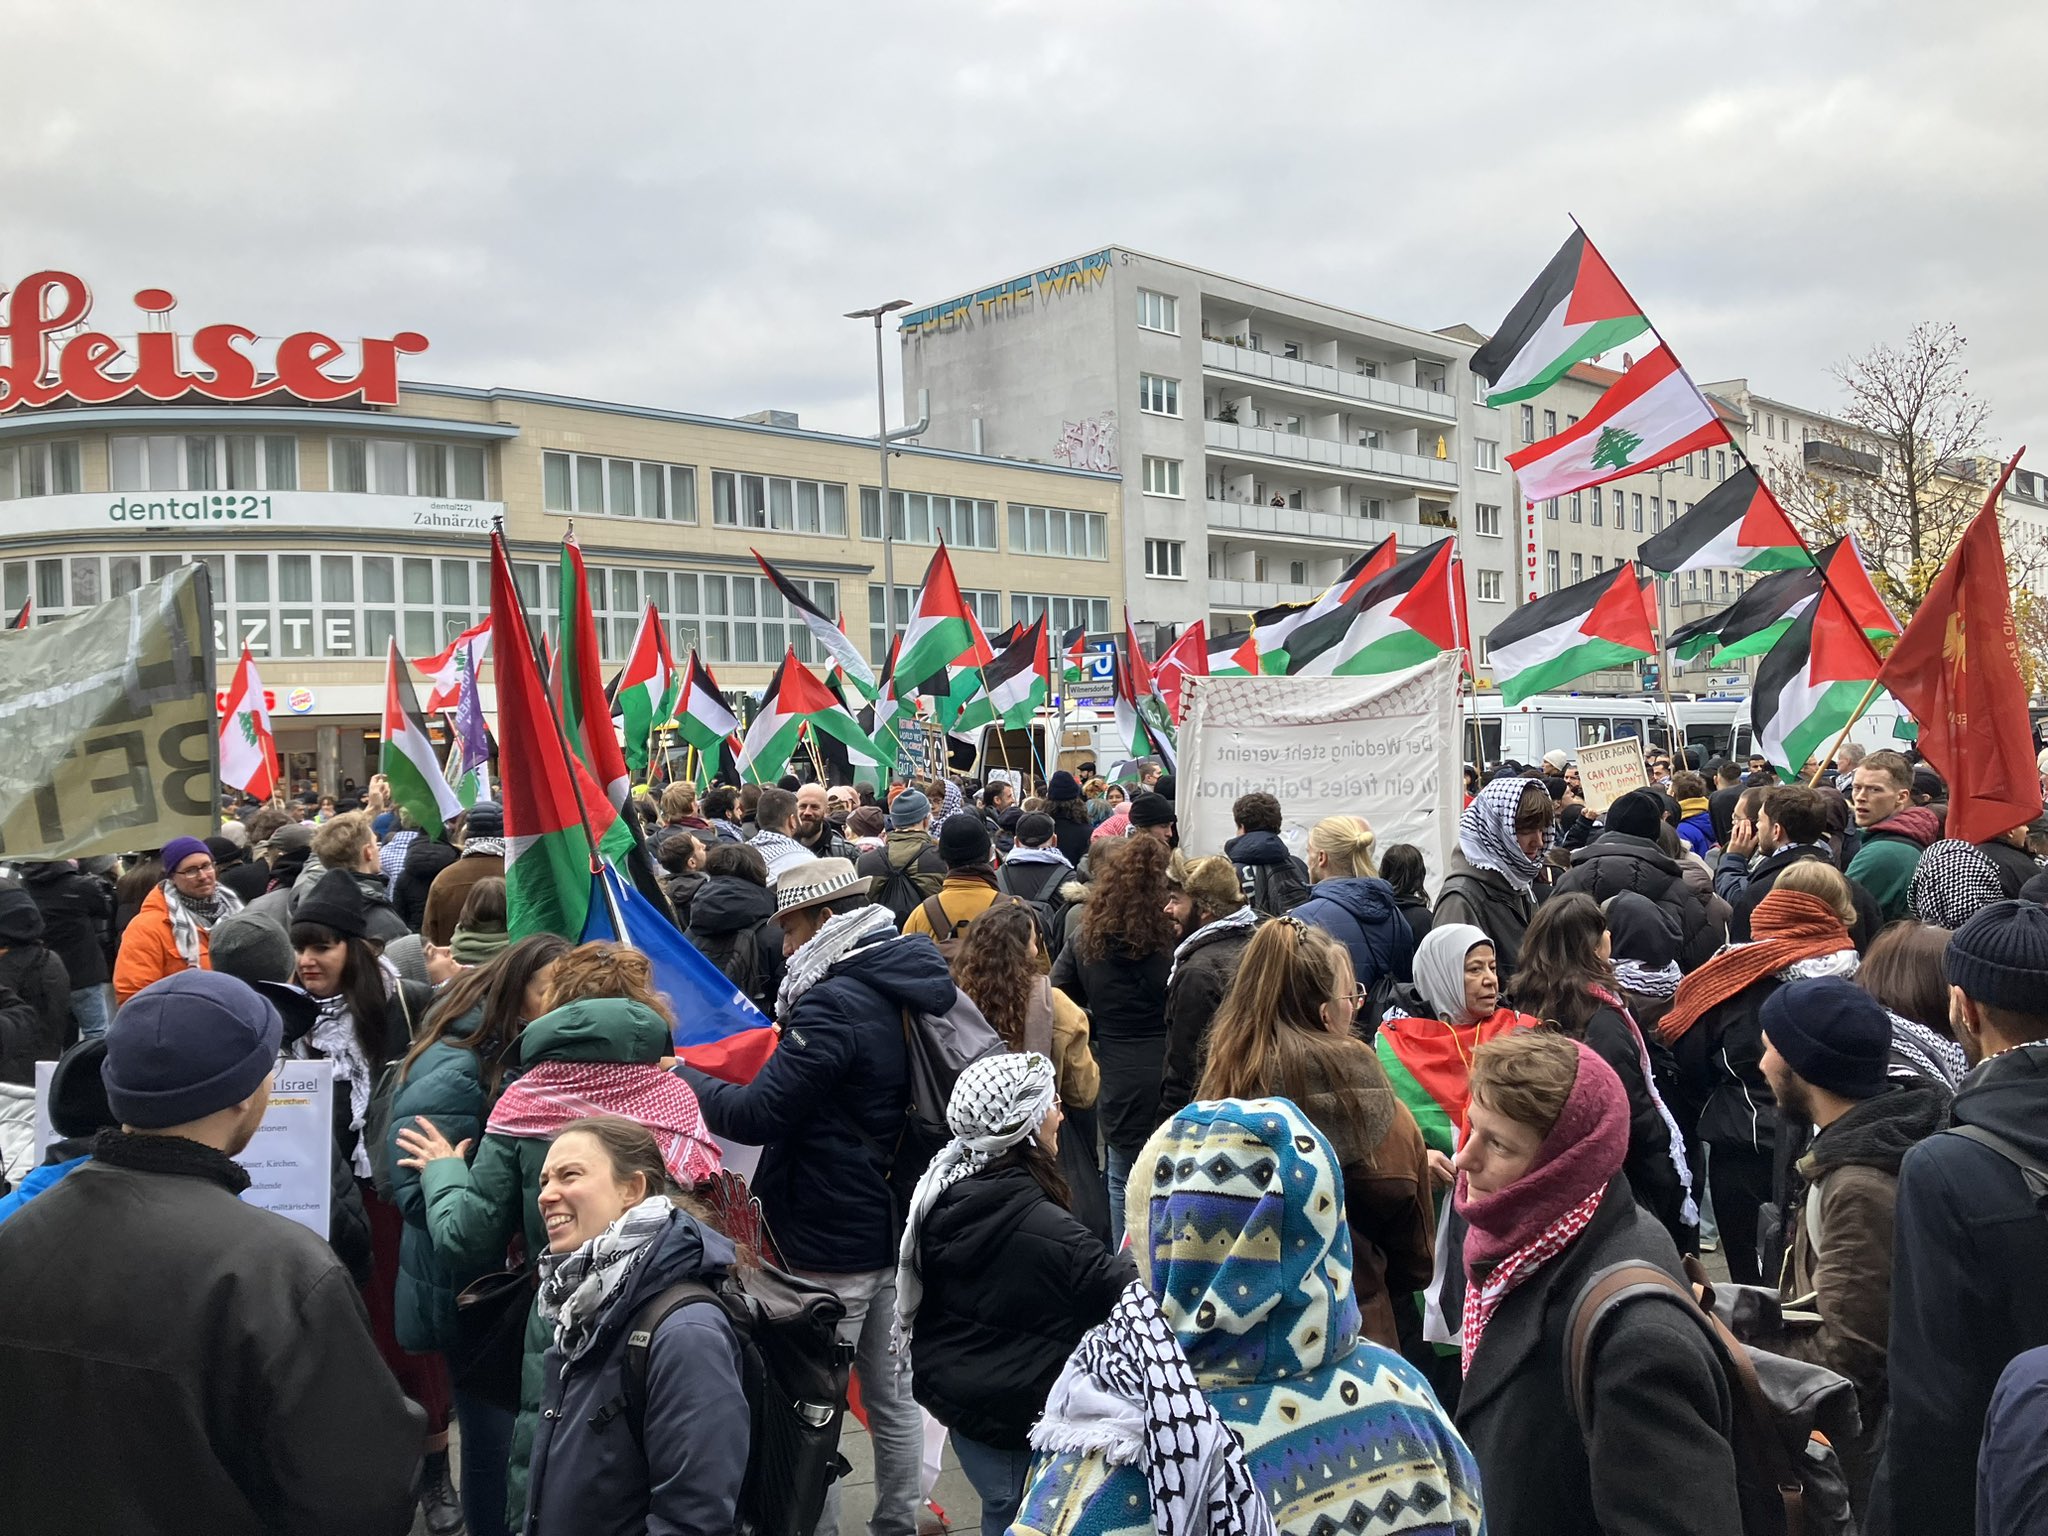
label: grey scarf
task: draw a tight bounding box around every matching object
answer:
[536,1195,675,1361]
[774,904,899,1020]
[161,879,244,970]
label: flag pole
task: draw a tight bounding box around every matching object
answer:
[1805,678,1885,788]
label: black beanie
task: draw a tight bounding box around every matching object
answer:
[49,1036,115,1139]
[1606,789,1665,842]
[1128,792,1176,829]
[293,869,369,939]
[1760,977,1892,1100]
[0,881,44,945]
[937,814,992,870]
[1947,899,2048,1012]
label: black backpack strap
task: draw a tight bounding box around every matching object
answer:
[1942,1124,2048,1200]
[602,1279,725,1439]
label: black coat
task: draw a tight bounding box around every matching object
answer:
[684,929,954,1272]
[393,837,458,931]
[1454,1179,1741,1536]
[1548,833,1726,972]
[1052,930,1172,1160]
[1725,843,1883,953]
[1580,1004,1687,1242]
[1976,837,2043,901]
[1876,1042,2048,1536]
[1674,975,1782,1154]
[1049,809,1094,869]
[1158,919,1256,1117]
[526,1213,747,1536]
[17,862,111,988]
[216,855,272,905]
[683,875,784,1014]
[1433,848,1538,985]
[0,944,73,1086]
[909,1163,1135,1448]
[1394,894,1434,951]
[0,1131,424,1535]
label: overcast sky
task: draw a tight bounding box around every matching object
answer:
[5,0,2042,450]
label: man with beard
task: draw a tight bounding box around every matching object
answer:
[792,782,858,862]
[1156,854,1261,1118]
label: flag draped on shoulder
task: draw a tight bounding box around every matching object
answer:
[1508,346,1728,503]
[1877,450,2040,842]
[381,638,464,838]
[1637,466,1812,576]
[1470,228,1651,407]
[739,649,883,782]
[618,605,681,779]
[1751,582,1884,784]
[218,646,278,801]
[1487,563,1657,705]
[752,549,878,699]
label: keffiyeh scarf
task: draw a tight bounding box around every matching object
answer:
[933,778,966,833]
[1165,901,1259,987]
[1612,957,1681,999]
[1461,1186,1603,1371]
[1032,1280,1278,1536]
[292,955,399,1179]
[161,879,244,970]
[1910,839,2007,930]
[460,836,506,861]
[537,1193,674,1361]
[1458,777,1545,895]
[774,903,899,1019]
[490,1062,722,1187]
[896,1051,1057,1342]
[1888,1011,1967,1089]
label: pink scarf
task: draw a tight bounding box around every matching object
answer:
[489,1062,723,1187]
[1454,1039,1628,1369]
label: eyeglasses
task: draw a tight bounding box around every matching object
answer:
[173,861,217,877]
[1343,985,1368,1006]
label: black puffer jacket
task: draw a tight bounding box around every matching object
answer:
[393,837,458,931]
[683,875,783,1014]
[17,862,111,989]
[0,943,73,1085]
[909,1162,1135,1448]
[1549,832,1727,972]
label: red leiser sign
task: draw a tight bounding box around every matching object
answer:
[0,271,428,413]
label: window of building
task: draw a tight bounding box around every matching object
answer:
[1687,571,1699,594]
[111,434,298,493]
[856,488,995,548]
[544,451,696,523]
[1520,404,1536,442]
[1632,493,1644,531]
[1567,414,1581,428]
[1716,451,1727,480]
[1545,497,1559,520]
[0,440,83,499]
[1652,503,1665,533]
[1684,453,1694,476]
[1570,491,1582,523]
[1543,409,1558,437]
[1473,372,1490,406]
[326,437,484,498]
[1355,357,1378,378]
[1475,633,1490,665]
[1477,569,1504,601]
[1011,592,1109,640]
[1719,569,1731,596]
[1473,503,1502,537]
[1145,539,1185,579]
[1142,457,1183,498]
[702,471,847,536]
[1138,374,1180,416]
[1684,501,1695,519]
[1474,439,1500,471]
[871,584,1000,664]
[1590,488,1603,527]
[1570,553,1584,583]
[1136,289,1178,334]
[1546,550,1561,592]
[1593,555,1606,574]
[1007,503,1107,559]
[1650,498,1661,526]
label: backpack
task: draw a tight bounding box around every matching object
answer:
[841,993,1006,1199]
[617,1264,855,1536]
[873,843,943,925]
[997,861,1073,959]
[1235,858,1311,918]
[695,925,768,1013]
[1939,1123,2048,1202]
[1566,1259,1859,1536]
[914,893,1025,966]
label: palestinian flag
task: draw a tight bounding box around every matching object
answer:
[489,533,632,940]
[1816,535,1899,644]
[752,549,878,699]
[1376,1012,1538,1157]
[1670,566,1823,661]
[6,598,30,630]
[1208,627,1255,678]
[867,634,908,770]
[415,615,492,713]
[1282,539,1460,678]
[1154,621,1208,723]
[1638,466,1813,576]
[1752,583,1884,783]
[1487,563,1657,705]
[558,534,632,810]
[674,651,739,758]
[738,649,884,782]
[1253,538,1398,674]
[986,615,1050,728]
[381,638,464,838]
[1507,346,1729,503]
[1470,229,1650,407]
[895,543,979,702]
[218,646,278,801]
[618,605,681,778]
[1450,556,1476,679]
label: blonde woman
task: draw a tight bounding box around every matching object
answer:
[1294,815,1417,1039]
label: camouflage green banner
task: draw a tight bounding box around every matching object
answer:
[0,563,216,861]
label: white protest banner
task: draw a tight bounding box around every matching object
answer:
[235,1057,334,1235]
[1176,653,1463,884]
[1576,737,1649,815]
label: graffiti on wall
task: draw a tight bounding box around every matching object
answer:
[898,249,1114,336]
[1053,412,1119,474]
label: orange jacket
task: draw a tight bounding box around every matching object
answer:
[113,885,213,1006]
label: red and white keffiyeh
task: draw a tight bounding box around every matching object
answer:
[489,1061,722,1187]
[1461,1185,1603,1371]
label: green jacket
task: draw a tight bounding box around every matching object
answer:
[417,996,674,1524]
[387,1005,494,1353]
[1846,828,1929,922]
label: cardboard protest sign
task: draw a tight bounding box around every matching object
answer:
[1576,737,1649,814]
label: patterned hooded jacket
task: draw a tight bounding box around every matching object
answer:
[1014,1096,1484,1536]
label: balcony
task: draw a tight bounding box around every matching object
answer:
[1203,420,1458,488]
[1205,499,1437,550]
[1201,340,1458,422]
[1804,438,1880,477]
[1208,577,1318,611]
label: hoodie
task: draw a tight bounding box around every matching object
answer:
[1222,829,1311,916]
[1293,876,1417,1038]
[1880,1042,2048,1536]
[1846,805,1942,923]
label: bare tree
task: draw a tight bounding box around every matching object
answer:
[1767,322,1993,616]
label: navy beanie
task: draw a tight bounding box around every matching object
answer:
[1606,789,1665,842]
[1760,977,1892,1101]
[1946,899,2048,1012]
[102,971,282,1128]
[938,813,992,869]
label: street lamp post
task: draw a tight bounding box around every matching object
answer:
[846,300,912,648]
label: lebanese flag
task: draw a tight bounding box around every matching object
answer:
[218,646,278,801]
[557,534,632,810]
[1638,467,1813,576]
[415,616,492,713]
[1878,450,2041,842]
[738,650,885,783]
[618,605,681,780]
[895,543,980,701]
[1155,621,1209,723]
[1752,582,1884,784]
[1283,540,1459,678]
[1470,228,1651,407]
[490,532,631,940]
[381,638,465,838]
[1487,563,1657,705]
[1507,346,1730,504]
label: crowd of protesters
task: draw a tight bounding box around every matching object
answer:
[2,736,2048,1536]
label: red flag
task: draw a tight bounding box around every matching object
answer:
[1154,621,1209,723]
[1450,557,1475,679]
[1122,608,1155,697]
[1877,449,2041,844]
[5,599,28,630]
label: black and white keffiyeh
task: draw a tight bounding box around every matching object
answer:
[896,1050,1057,1342]
[773,903,899,1019]
[293,955,402,1179]
[1613,957,1681,999]
[1458,777,1545,895]
[1166,901,1259,987]
[1887,1010,1968,1090]
[1032,1280,1277,1536]
[161,879,243,970]
[536,1193,675,1361]
[1910,840,2006,931]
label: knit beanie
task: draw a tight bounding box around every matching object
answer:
[161,835,211,875]
[206,910,295,985]
[889,788,932,829]
[102,971,282,1128]
[1046,771,1082,803]
[49,1036,115,1140]
[1605,789,1665,842]
[938,814,992,869]
[1760,978,1891,1101]
[848,806,886,840]
[0,881,45,945]
[1946,899,2048,1012]
[1127,792,1175,829]
[293,869,369,939]
[382,932,431,987]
